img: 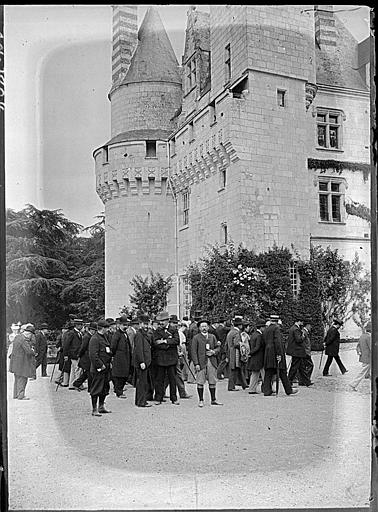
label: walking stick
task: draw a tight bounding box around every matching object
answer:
[182,354,197,381]
[50,351,60,382]
[319,347,324,370]
[276,356,281,397]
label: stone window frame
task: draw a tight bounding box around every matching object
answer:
[218,167,227,192]
[316,108,344,151]
[103,146,109,165]
[318,176,346,224]
[186,54,197,93]
[180,274,192,317]
[221,222,228,245]
[181,189,190,227]
[277,89,286,107]
[145,140,157,159]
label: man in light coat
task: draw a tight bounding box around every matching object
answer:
[9,323,36,400]
[349,321,371,391]
[247,318,266,394]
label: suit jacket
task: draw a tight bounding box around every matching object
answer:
[133,328,152,368]
[357,332,371,364]
[34,331,48,363]
[247,329,265,371]
[78,332,91,371]
[111,329,131,377]
[263,323,286,370]
[324,325,340,356]
[152,326,179,366]
[62,329,82,360]
[191,332,220,370]
[9,334,36,378]
[286,324,305,358]
[89,332,112,373]
[226,327,241,370]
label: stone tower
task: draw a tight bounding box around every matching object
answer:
[94,6,182,317]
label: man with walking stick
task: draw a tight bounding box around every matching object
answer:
[262,315,298,397]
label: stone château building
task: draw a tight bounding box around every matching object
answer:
[94,5,371,335]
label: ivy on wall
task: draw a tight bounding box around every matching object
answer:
[345,201,371,223]
[308,158,371,182]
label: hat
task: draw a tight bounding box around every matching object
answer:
[105,317,116,326]
[169,314,179,323]
[131,318,139,325]
[97,319,110,328]
[197,319,210,328]
[193,310,202,320]
[11,323,20,330]
[73,318,83,324]
[156,311,170,322]
[333,318,343,326]
[182,316,189,321]
[269,314,280,322]
[39,323,49,330]
[119,316,129,325]
[23,323,35,333]
[89,322,97,330]
[138,314,150,323]
[233,317,243,326]
[256,318,266,328]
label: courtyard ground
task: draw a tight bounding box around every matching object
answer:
[7,344,371,510]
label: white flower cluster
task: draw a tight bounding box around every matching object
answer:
[232,265,267,287]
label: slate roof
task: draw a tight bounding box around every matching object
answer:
[106,129,172,145]
[121,7,181,85]
[316,16,368,90]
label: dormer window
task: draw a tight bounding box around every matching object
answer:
[186,55,197,92]
[103,146,109,164]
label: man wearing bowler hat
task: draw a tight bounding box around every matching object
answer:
[322,318,347,376]
[35,323,50,377]
[191,319,222,407]
[153,311,180,405]
[111,316,132,398]
[133,314,153,407]
[89,319,112,416]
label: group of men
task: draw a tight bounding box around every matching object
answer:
[7,311,371,414]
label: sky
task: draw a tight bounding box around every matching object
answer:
[4,4,371,229]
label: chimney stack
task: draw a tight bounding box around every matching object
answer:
[112,5,138,84]
[314,5,337,47]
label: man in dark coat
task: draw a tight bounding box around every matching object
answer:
[153,311,180,405]
[226,317,247,391]
[62,318,84,389]
[216,319,230,379]
[54,323,72,385]
[262,315,298,396]
[299,321,314,386]
[286,319,308,385]
[191,319,222,407]
[88,320,112,416]
[127,318,139,386]
[9,323,36,400]
[247,318,266,394]
[72,322,97,391]
[167,315,192,400]
[322,318,347,376]
[34,323,49,377]
[133,314,153,407]
[111,316,131,398]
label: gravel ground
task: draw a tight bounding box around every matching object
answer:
[7,346,371,510]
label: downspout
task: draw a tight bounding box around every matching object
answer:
[167,141,180,318]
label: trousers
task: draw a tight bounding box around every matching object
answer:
[112,375,128,396]
[155,364,177,402]
[13,375,28,399]
[350,363,370,389]
[323,354,346,375]
[135,367,149,406]
[36,353,48,376]
[228,367,247,390]
[263,368,293,395]
[248,368,265,392]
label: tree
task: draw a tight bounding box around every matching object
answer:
[129,271,172,316]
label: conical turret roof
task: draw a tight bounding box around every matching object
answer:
[121,7,181,85]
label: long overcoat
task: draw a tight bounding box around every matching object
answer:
[111,329,131,377]
[226,327,241,370]
[324,325,340,357]
[34,331,48,365]
[357,332,371,364]
[89,332,112,373]
[263,323,287,370]
[152,326,179,366]
[63,329,82,360]
[9,334,36,378]
[286,324,305,358]
[247,329,265,372]
[78,332,91,371]
[133,329,152,368]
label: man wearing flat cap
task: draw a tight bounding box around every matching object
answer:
[35,323,49,377]
[191,319,222,407]
[226,317,248,391]
[111,316,132,398]
[89,320,112,416]
[9,324,36,400]
[133,314,153,407]
[153,311,180,405]
[262,315,298,396]
[322,318,347,376]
